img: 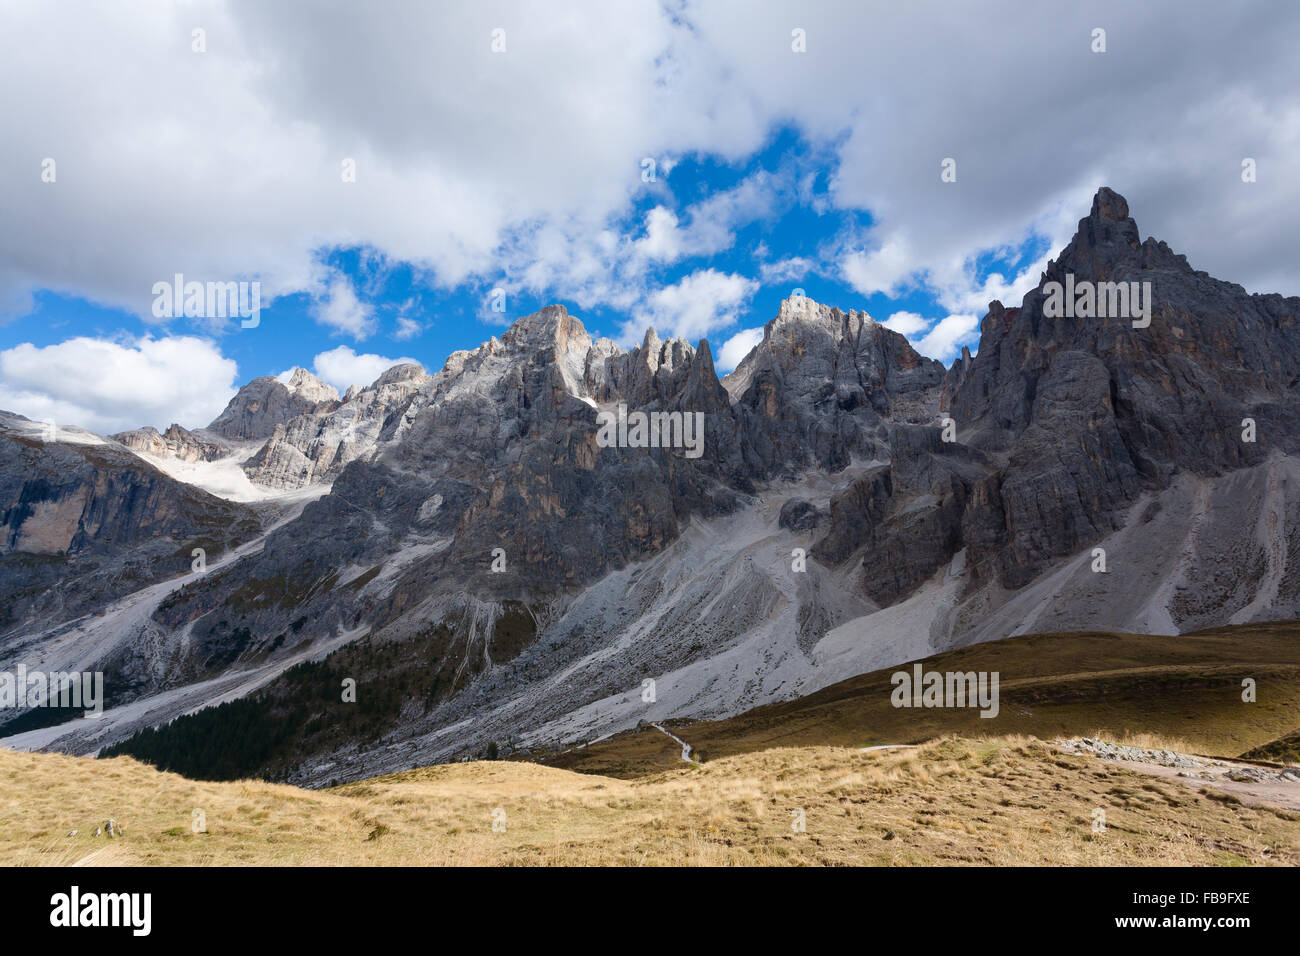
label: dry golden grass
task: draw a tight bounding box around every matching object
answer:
[3,736,1296,866]
[547,622,1300,778]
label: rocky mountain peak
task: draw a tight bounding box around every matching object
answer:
[207,373,340,442]
[283,367,339,403]
[635,327,694,374]
[771,293,872,337]
[241,359,433,490]
[944,185,1300,588]
[114,418,261,475]
[693,336,717,375]
[372,363,427,388]
[1047,186,1144,282]
[1090,185,1129,222]
[500,304,591,356]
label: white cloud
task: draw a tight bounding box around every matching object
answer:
[0,0,1297,333]
[758,256,813,286]
[0,335,237,433]
[311,275,374,338]
[629,172,788,269]
[311,346,420,391]
[627,269,758,344]
[393,314,424,341]
[932,248,1057,317]
[634,207,685,263]
[0,0,713,322]
[881,311,929,336]
[914,314,980,363]
[513,167,794,318]
[716,326,764,373]
[840,239,915,298]
[881,310,981,362]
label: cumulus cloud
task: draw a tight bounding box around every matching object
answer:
[393,314,424,340]
[914,314,980,363]
[311,275,375,338]
[310,346,420,391]
[716,326,764,374]
[635,169,786,265]
[0,335,238,433]
[881,310,980,362]
[881,311,930,337]
[626,269,758,344]
[0,0,1296,338]
[0,0,707,322]
[840,239,916,298]
[758,255,814,286]
[634,207,686,263]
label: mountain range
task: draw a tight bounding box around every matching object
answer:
[3,187,1299,785]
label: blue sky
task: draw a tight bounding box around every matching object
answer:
[2,1,1296,434]
[0,127,1047,423]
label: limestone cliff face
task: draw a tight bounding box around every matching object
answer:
[725,296,947,473]
[111,423,227,463]
[207,368,340,441]
[944,186,1300,588]
[242,363,431,489]
[0,413,259,635]
[384,305,745,594]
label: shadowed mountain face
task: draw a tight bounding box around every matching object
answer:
[4,188,1300,783]
[939,186,1300,590]
[0,416,261,637]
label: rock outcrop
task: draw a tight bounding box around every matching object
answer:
[207,368,340,441]
[725,295,947,473]
[112,423,227,463]
[242,363,430,489]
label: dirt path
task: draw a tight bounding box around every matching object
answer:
[649,723,694,763]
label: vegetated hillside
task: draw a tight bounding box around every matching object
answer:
[545,621,1300,778]
[101,602,537,782]
[1243,728,1300,765]
[3,736,1297,866]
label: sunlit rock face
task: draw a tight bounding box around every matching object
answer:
[207,368,340,442]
